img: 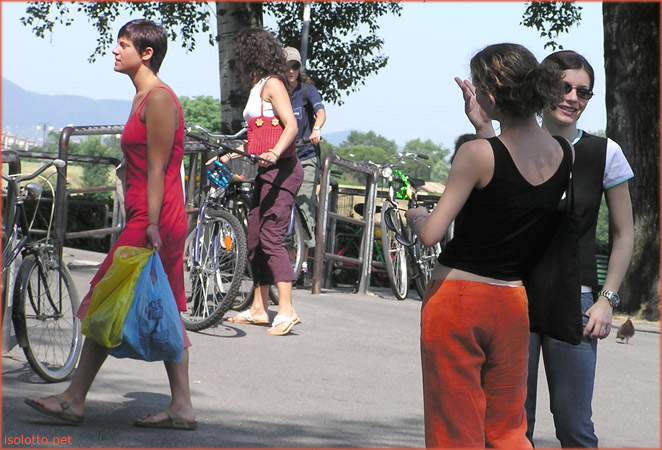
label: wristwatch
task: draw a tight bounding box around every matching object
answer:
[598,290,620,308]
[313,126,322,131]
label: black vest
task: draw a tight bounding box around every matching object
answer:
[573,132,608,289]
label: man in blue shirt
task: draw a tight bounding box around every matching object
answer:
[285,47,327,284]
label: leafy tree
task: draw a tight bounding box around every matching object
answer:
[340,130,398,156]
[180,95,222,132]
[337,144,391,166]
[69,135,122,188]
[402,138,451,182]
[267,2,402,104]
[20,2,214,62]
[521,2,583,50]
[521,2,660,318]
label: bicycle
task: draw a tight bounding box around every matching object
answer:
[367,153,430,300]
[380,157,447,300]
[180,128,257,331]
[2,152,82,382]
[187,126,305,313]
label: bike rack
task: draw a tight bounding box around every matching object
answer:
[1,150,22,351]
[54,126,125,262]
[312,154,380,296]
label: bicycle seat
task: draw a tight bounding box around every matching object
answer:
[24,182,43,200]
[408,177,426,189]
[353,203,382,216]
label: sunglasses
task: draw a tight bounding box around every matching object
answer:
[563,81,593,100]
[289,63,301,71]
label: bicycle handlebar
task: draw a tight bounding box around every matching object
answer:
[1,159,66,183]
[186,128,270,165]
[187,124,247,140]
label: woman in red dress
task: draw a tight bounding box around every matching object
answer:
[25,19,196,430]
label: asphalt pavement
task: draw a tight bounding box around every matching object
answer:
[2,247,659,448]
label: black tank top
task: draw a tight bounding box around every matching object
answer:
[438,136,572,281]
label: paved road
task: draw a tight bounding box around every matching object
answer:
[2,247,659,448]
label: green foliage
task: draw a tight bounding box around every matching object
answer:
[339,144,392,166]
[520,2,583,50]
[596,196,610,255]
[266,2,402,105]
[21,2,214,63]
[341,130,398,155]
[402,138,451,183]
[181,95,222,132]
[69,135,122,190]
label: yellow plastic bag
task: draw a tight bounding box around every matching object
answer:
[82,246,154,348]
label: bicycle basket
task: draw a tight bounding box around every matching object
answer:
[228,158,258,180]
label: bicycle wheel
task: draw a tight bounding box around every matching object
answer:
[413,241,442,300]
[12,253,82,382]
[286,209,305,281]
[380,201,408,300]
[182,209,247,331]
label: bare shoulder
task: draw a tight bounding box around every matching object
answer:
[455,138,493,166]
[146,86,177,108]
[263,77,287,95]
[452,138,495,187]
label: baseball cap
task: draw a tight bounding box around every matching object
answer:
[284,47,302,64]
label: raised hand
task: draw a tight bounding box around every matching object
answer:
[454,77,495,138]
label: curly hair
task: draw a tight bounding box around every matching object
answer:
[118,19,168,74]
[470,43,565,118]
[233,29,290,92]
[542,50,595,91]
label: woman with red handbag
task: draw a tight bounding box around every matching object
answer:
[224,29,303,336]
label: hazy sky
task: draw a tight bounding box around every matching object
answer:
[2,1,606,148]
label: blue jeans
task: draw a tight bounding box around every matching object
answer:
[526,292,599,448]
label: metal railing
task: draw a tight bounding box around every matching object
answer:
[312,154,380,295]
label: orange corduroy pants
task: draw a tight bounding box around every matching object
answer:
[421,279,533,449]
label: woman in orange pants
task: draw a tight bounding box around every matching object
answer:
[406,43,569,448]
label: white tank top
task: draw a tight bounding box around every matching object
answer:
[243,77,275,119]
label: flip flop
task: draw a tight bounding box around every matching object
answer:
[266,314,300,336]
[135,407,198,431]
[226,309,269,325]
[24,394,83,425]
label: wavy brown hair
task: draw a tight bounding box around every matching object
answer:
[470,43,565,118]
[233,29,290,92]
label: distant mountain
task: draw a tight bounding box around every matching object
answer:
[2,78,131,141]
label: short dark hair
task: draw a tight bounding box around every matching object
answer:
[470,43,565,118]
[542,50,595,91]
[118,19,168,74]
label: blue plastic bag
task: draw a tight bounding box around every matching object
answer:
[109,252,183,362]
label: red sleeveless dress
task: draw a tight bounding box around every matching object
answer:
[76,86,188,319]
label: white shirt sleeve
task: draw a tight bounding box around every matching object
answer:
[604,138,634,189]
